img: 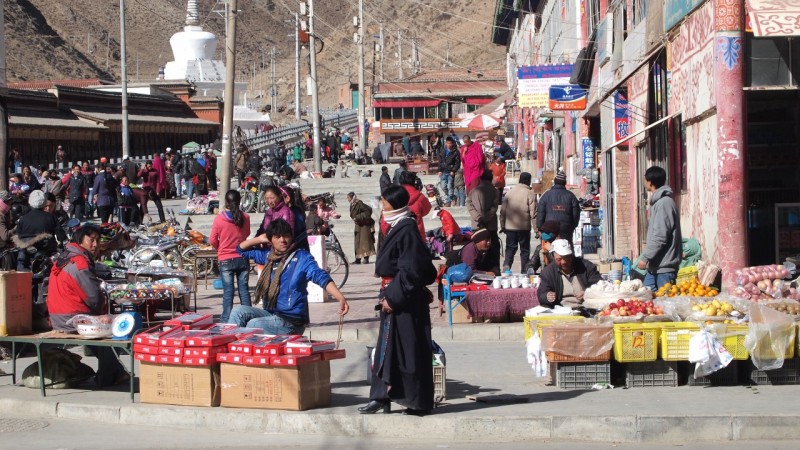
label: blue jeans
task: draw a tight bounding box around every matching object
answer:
[455,187,466,206]
[439,172,454,203]
[644,271,676,292]
[219,257,252,323]
[185,179,195,199]
[228,306,306,335]
[174,173,183,197]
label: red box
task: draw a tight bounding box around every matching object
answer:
[186,333,238,347]
[253,334,302,356]
[183,345,228,358]
[284,339,336,355]
[134,325,181,346]
[134,353,159,363]
[243,355,274,366]
[270,353,322,366]
[157,355,183,365]
[450,285,469,293]
[164,313,214,329]
[228,335,272,354]
[181,356,217,366]
[216,353,246,364]
[161,329,210,347]
[468,285,490,291]
[158,346,184,356]
[320,349,347,361]
[132,344,160,355]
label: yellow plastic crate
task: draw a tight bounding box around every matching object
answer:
[659,322,701,361]
[523,315,584,340]
[676,266,698,285]
[748,323,796,360]
[613,323,661,362]
[715,324,750,361]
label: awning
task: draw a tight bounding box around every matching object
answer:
[603,112,679,152]
[372,99,440,108]
[747,0,800,37]
[466,97,494,105]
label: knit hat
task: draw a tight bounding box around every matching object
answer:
[554,171,567,185]
[29,190,46,209]
[552,239,573,256]
[471,228,491,243]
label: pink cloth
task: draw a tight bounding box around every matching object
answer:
[258,201,295,235]
[464,287,539,320]
[461,142,485,194]
[152,156,168,192]
[210,211,251,261]
[317,205,340,222]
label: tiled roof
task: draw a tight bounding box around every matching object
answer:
[403,68,506,82]
[8,79,110,90]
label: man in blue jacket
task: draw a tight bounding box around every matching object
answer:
[638,166,682,291]
[228,219,349,335]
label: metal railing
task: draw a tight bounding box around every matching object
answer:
[238,109,359,152]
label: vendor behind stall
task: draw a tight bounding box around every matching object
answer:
[630,237,701,281]
[537,239,602,309]
[459,228,500,275]
[528,220,561,274]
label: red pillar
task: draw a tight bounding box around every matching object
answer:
[715,0,747,285]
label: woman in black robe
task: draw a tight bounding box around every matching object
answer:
[359,185,437,416]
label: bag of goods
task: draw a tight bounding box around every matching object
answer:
[656,277,718,298]
[731,265,792,301]
[695,260,721,287]
[688,298,747,324]
[583,279,652,310]
[735,265,790,286]
[761,300,800,319]
[745,302,796,370]
[596,298,670,323]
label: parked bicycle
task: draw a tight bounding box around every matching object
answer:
[325,225,349,290]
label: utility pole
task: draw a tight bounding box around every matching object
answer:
[120,0,130,159]
[356,0,366,155]
[0,1,8,189]
[271,46,277,113]
[106,32,110,71]
[379,21,384,82]
[294,12,301,120]
[219,0,238,196]
[308,0,322,173]
[397,30,403,79]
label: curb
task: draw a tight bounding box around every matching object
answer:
[306,323,526,343]
[3,398,800,443]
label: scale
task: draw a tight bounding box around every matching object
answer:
[112,312,143,340]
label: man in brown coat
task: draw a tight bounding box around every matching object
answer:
[500,172,537,271]
[467,169,501,271]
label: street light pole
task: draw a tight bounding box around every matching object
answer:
[357,0,366,156]
[120,0,130,159]
[294,12,301,121]
[219,0,238,196]
[309,0,322,173]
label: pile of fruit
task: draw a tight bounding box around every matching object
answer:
[656,277,719,298]
[597,298,665,317]
[765,302,800,316]
[690,298,743,318]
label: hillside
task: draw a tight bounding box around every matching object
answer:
[3,0,502,114]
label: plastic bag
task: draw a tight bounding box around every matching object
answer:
[65,314,115,327]
[446,263,473,283]
[540,323,614,358]
[583,288,653,310]
[525,331,548,377]
[689,330,733,378]
[745,302,796,370]
[22,348,95,389]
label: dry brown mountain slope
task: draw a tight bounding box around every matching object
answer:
[4,0,502,110]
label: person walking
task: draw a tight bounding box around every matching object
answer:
[638,166,682,291]
[500,172,537,272]
[211,190,252,323]
[359,185,437,416]
[235,144,250,183]
[152,153,168,198]
[137,161,166,223]
[63,165,88,221]
[347,192,376,264]
[467,169,501,274]
[438,137,461,207]
[392,160,407,185]
[379,166,392,195]
[460,135,486,194]
[454,168,466,207]
[170,149,185,198]
[535,171,580,245]
[92,164,117,224]
[205,150,218,191]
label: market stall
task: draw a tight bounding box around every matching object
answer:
[442,272,539,324]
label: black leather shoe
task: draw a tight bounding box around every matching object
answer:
[353,259,362,265]
[358,400,390,414]
[402,408,431,416]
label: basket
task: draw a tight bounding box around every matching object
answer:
[542,325,613,362]
[613,323,661,362]
[676,266,698,284]
[523,315,584,340]
[625,360,679,387]
[742,359,800,385]
[555,362,610,389]
[715,324,750,360]
[433,365,446,403]
[659,322,701,361]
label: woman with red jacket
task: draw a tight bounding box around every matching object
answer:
[210,190,252,323]
[379,171,431,243]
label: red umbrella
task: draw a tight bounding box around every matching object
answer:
[459,114,501,131]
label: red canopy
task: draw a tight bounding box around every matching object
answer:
[466,97,494,105]
[372,99,441,108]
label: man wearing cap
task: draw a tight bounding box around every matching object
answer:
[15,190,66,270]
[460,228,499,275]
[500,172,537,272]
[536,170,581,244]
[537,239,602,309]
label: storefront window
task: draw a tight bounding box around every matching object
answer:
[747,36,792,86]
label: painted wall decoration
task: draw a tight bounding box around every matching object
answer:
[668,1,715,120]
[517,65,574,108]
[746,0,800,36]
[716,36,743,70]
[664,0,705,31]
[614,91,630,142]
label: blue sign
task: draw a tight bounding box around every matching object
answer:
[582,138,595,169]
[548,85,588,110]
[664,0,704,31]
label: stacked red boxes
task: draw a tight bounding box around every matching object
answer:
[133,323,261,366]
[217,335,346,366]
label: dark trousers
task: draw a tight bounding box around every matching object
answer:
[503,230,531,270]
[69,199,85,221]
[487,231,502,275]
[97,205,114,224]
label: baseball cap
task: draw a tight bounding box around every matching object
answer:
[552,239,572,256]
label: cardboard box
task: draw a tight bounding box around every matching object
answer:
[220,361,331,410]
[0,271,33,336]
[139,363,221,407]
[450,302,474,324]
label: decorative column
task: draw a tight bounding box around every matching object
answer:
[715,0,747,285]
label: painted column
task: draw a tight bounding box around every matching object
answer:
[715,0,747,285]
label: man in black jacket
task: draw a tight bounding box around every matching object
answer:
[438,137,461,207]
[537,239,601,309]
[379,166,392,195]
[535,171,581,243]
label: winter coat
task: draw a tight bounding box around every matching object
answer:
[62,173,88,203]
[454,169,465,189]
[152,156,168,192]
[350,199,376,259]
[255,201,296,237]
[235,149,250,172]
[236,247,332,324]
[439,147,461,173]
[535,184,581,239]
[92,172,117,208]
[210,211,251,261]
[461,142,486,193]
[537,258,602,308]
[379,172,392,194]
[641,185,682,274]
[410,140,423,155]
[437,209,460,238]
[392,167,406,185]
[378,185,431,243]
[137,167,159,191]
[490,161,506,191]
[48,243,106,331]
[500,183,537,231]
[468,180,500,231]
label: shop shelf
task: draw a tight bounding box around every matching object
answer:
[659,322,701,361]
[625,360,679,387]
[742,359,800,385]
[556,362,610,389]
[613,323,661,363]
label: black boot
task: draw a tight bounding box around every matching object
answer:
[358,400,390,414]
[353,258,362,264]
[363,257,370,264]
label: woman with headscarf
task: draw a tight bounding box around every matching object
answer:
[347,192,376,264]
[360,185,437,416]
[152,153,168,198]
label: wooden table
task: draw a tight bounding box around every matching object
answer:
[192,249,219,310]
[464,287,539,322]
[0,331,136,401]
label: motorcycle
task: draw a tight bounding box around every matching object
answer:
[238,173,260,213]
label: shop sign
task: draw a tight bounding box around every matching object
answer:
[548,85,588,110]
[664,0,704,31]
[614,91,630,142]
[582,138,595,169]
[517,64,574,108]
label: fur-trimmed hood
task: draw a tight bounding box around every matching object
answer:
[12,233,54,249]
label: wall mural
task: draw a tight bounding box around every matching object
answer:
[715,0,743,32]
[669,1,715,120]
[716,36,743,70]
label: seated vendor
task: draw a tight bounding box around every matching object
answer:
[47,225,128,387]
[228,219,350,335]
[537,239,602,309]
[528,220,561,273]
[460,228,500,276]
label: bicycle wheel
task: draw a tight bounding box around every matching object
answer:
[239,190,256,213]
[130,248,168,268]
[182,245,214,278]
[325,247,349,289]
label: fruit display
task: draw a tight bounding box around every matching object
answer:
[597,299,665,318]
[764,302,800,317]
[690,299,744,319]
[656,278,718,298]
[735,265,790,286]
[587,279,648,293]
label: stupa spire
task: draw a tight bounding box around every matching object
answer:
[186,0,200,27]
